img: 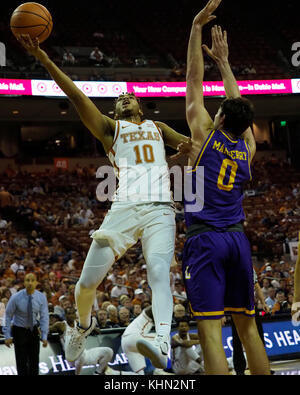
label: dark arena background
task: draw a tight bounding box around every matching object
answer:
[0,0,300,379]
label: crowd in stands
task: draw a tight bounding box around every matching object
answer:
[1,0,297,81]
[0,152,298,338]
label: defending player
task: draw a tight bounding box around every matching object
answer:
[182,0,270,374]
[49,307,113,375]
[17,35,190,368]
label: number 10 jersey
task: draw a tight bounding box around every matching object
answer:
[108,119,173,203]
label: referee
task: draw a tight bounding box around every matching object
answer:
[4,273,49,375]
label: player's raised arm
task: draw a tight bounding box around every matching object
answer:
[155,121,190,150]
[203,26,256,159]
[186,0,222,144]
[17,35,115,153]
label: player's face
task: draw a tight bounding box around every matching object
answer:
[65,308,76,322]
[178,322,189,336]
[115,94,142,119]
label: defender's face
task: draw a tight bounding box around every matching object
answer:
[115,94,142,119]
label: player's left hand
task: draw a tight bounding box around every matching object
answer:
[170,138,193,160]
[193,0,222,27]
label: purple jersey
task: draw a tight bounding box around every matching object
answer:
[184,129,252,228]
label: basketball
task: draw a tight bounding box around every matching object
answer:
[10,2,53,44]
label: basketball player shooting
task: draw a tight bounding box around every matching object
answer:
[17,34,190,368]
[182,0,270,374]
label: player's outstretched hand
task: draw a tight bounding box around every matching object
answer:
[193,0,222,28]
[202,25,228,64]
[170,138,193,160]
[16,34,48,63]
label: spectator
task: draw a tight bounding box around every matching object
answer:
[0,215,10,229]
[118,307,131,327]
[110,276,129,299]
[173,280,187,302]
[132,303,142,319]
[272,291,289,315]
[107,266,119,283]
[62,49,76,66]
[10,258,25,275]
[53,295,71,320]
[261,278,271,299]
[172,303,187,324]
[106,304,120,327]
[265,287,276,310]
[89,47,104,66]
[119,294,132,311]
[139,279,151,300]
[132,288,146,305]
[96,308,111,329]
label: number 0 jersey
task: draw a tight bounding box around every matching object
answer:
[108,119,172,203]
[184,129,252,228]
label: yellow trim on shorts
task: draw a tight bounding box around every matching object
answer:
[189,303,224,317]
[224,307,255,315]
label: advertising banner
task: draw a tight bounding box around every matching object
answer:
[0,78,297,98]
[0,319,299,375]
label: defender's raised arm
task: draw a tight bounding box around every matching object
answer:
[203,25,256,160]
[186,0,222,144]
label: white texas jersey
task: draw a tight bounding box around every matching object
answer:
[122,309,154,338]
[108,120,172,203]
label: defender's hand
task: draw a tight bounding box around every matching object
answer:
[193,0,222,28]
[202,25,229,64]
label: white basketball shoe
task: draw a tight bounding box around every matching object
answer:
[65,317,97,362]
[136,335,169,369]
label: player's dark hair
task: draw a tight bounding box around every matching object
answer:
[113,92,143,120]
[220,97,254,137]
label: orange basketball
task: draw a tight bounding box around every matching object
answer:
[10,2,53,44]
